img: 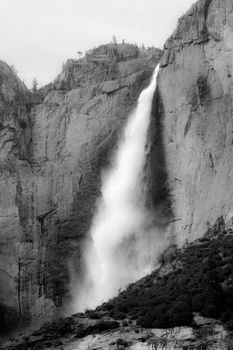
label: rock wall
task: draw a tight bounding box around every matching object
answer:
[0,61,30,321]
[154,0,233,243]
[3,0,233,326]
[0,44,161,324]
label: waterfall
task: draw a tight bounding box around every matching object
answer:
[73,65,167,311]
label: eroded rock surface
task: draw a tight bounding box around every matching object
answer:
[1,314,231,350]
[154,0,233,243]
[0,61,30,329]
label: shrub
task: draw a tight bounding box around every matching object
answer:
[111,311,126,320]
[86,320,119,334]
[86,310,101,319]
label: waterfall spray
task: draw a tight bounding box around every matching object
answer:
[73,65,168,311]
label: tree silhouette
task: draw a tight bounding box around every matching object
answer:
[112,35,117,44]
[32,78,38,93]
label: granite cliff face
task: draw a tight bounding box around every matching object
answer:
[154,0,233,243]
[0,61,30,329]
[2,0,233,337]
[0,44,161,327]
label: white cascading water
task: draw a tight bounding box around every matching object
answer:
[73,64,168,311]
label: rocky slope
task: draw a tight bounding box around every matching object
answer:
[98,217,233,330]
[1,218,232,349]
[0,44,161,329]
[154,0,233,243]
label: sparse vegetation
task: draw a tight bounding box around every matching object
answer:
[77,51,83,58]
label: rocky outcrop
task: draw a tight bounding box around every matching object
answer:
[1,311,231,350]
[153,0,233,243]
[2,326,231,350]
[0,44,161,326]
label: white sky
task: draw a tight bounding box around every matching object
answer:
[0,0,194,88]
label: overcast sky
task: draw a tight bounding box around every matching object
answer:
[0,0,194,88]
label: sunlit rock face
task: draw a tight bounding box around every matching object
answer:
[0,45,161,324]
[155,0,233,243]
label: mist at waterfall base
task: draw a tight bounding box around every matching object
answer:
[72,65,170,312]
